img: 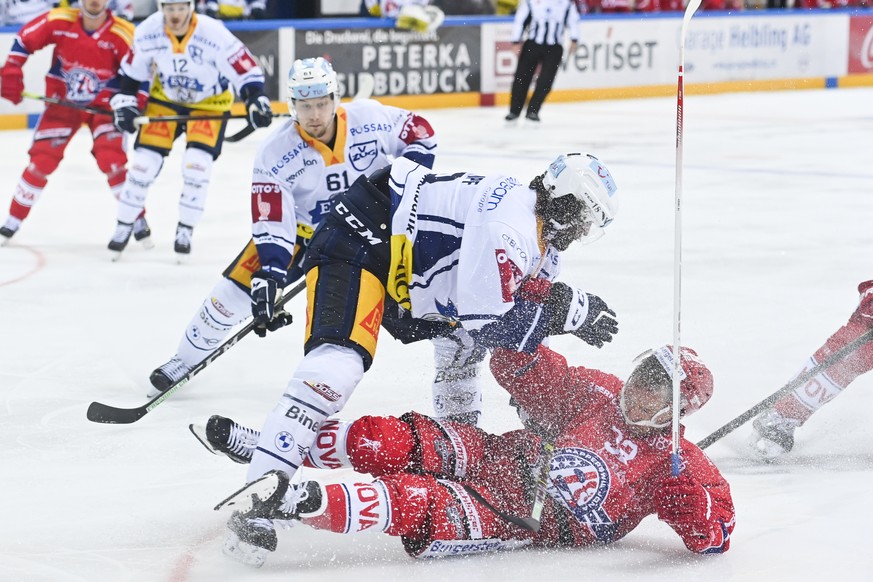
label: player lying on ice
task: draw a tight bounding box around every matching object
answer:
[200,337,735,566]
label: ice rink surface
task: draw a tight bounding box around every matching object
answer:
[2,87,872,581]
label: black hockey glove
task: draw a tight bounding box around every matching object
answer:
[251,270,292,337]
[109,93,139,134]
[243,86,273,129]
[547,282,618,348]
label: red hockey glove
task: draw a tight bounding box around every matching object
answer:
[0,61,24,105]
[655,473,710,529]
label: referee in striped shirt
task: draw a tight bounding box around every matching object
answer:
[506,0,580,122]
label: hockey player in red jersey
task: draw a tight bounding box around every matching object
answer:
[0,0,144,244]
[198,307,733,565]
[750,280,873,460]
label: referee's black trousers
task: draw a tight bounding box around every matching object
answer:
[509,39,564,117]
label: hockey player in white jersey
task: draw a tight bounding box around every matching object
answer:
[107,0,271,259]
[148,57,439,393]
[364,0,445,32]
[202,150,621,566]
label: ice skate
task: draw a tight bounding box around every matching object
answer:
[505,112,520,123]
[218,470,324,567]
[189,414,259,464]
[133,215,154,249]
[749,408,800,461]
[108,220,133,260]
[0,216,21,245]
[174,222,193,262]
[147,356,191,397]
[525,111,541,123]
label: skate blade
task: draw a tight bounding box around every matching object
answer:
[110,250,124,262]
[175,253,190,265]
[222,531,268,567]
[0,238,11,247]
[214,472,282,512]
[138,237,155,250]
[188,422,219,456]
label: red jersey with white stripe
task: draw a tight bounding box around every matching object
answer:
[490,346,735,552]
[8,8,134,109]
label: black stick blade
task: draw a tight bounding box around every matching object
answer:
[86,401,148,424]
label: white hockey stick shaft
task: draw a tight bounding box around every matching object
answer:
[671,0,702,477]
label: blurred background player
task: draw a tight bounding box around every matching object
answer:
[363,0,445,32]
[202,151,620,565]
[147,57,438,396]
[107,0,270,260]
[0,0,140,244]
[0,1,132,25]
[750,280,873,460]
[196,0,267,19]
[205,344,732,566]
[505,0,579,123]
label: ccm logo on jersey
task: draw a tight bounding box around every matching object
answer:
[228,46,258,74]
[251,183,282,222]
[495,249,523,302]
[399,114,434,144]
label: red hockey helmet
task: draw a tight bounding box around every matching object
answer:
[621,346,714,428]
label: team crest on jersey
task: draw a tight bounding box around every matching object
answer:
[349,140,378,171]
[547,447,617,541]
[64,68,101,103]
[187,45,204,65]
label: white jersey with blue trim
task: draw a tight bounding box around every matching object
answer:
[121,11,264,106]
[251,99,438,273]
[389,160,560,329]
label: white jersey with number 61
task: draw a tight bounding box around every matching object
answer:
[250,98,437,271]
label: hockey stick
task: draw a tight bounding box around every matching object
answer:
[461,440,554,533]
[670,0,703,477]
[86,280,306,424]
[225,72,376,144]
[695,327,873,450]
[23,92,112,116]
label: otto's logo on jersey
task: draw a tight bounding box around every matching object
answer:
[399,114,434,144]
[229,46,257,75]
[495,249,522,303]
[251,183,282,222]
[350,140,378,171]
[64,69,101,103]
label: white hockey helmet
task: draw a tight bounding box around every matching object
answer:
[287,57,340,113]
[542,153,618,241]
[157,0,194,7]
